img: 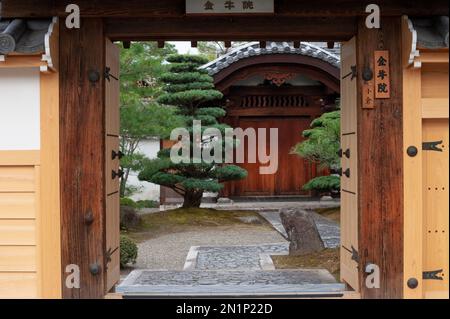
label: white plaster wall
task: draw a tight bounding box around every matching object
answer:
[128,139,161,202]
[0,68,40,150]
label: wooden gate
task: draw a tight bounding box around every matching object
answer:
[403,45,449,298]
[104,39,121,293]
[340,37,359,292]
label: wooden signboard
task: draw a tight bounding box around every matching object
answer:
[362,80,375,109]
[374,50,391,99]
[186,0,274,15]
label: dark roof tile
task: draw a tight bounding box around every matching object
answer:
[0,18,52,55]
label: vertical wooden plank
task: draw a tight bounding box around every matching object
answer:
[40,69,62,298]
[403,67,423,299]
[422,119,449,299]
[357,17,404,299]
[105,38,121,292]
[59,19,106,299]
[341,37,357,134]
[340,37,359,291]
[34,166,42,298]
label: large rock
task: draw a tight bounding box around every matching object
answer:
[120,206,141,230]
[280,208,325,256]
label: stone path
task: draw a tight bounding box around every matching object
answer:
[117,270,344,296]
[312,212,340,248]
[258,211,289,238]
[184,243,289,271]
[119,204,343,296]
[259,210,340,249]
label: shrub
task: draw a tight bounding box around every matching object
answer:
[120,235,138,268]
[303,176,340,193]
[120,197,137,208]
[135,200,159,209]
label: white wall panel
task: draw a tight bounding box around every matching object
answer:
[0,68,40,150]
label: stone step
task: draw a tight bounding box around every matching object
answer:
[117,270,345,297]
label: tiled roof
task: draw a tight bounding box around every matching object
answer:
[410,16,449,49]
[0,18,53,55]
[202,42,341,76]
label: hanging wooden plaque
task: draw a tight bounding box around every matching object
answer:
[186,0,274,15]
[374,50,391,99]
[362,80,375,109]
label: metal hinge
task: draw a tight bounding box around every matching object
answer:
[423,141,443,152]
[423,269,444,281]
[351,246,360,263]
[342,65,357,81]
[105,67,119,82]
[105,247,119,269]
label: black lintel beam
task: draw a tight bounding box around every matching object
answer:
[104,17,357,42]
[1,0,448,18]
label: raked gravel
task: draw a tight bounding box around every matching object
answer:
[134,226,287,270]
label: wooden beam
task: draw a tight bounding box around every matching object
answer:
[157,40,165,48]
[122,41,131,49]
[2,0,448,18]
[227,106,323,117]
[40,69,62,299]
[356,17,404,299]
[228,86,327,96]
[403,67,423,299]
[59,18,106,299]
[105,17,357,42]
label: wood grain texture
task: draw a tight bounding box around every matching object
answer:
[228,117,318,197]
[2,0,448,18]
[0,56,47,69]
[0,167,35,193]
[40,69,62,298]
[105,38,121,293]
[0,220,36,246]
[59,19,106,299]
[422,119,449,299]
[0,193,35,219]
[0,273,38,299]
[357,17,404,299]
[0,151,40,166]
[340,38,359,292]
[422,98,449,119]
[105,17,357,42]
[0,246,36,272]
[403,67,423,299]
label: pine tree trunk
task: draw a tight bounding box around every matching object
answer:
[182,191,203,208]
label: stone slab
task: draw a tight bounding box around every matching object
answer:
[117,270,344,296]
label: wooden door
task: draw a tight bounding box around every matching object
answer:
[340,37,360,292]
[236,118,275,196]
[276,117,312,195]
[233,117,314,196]
[104,39,121,293]
[404,61,449,299]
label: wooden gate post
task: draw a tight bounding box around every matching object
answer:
[356,17,404,299]
[59,19,106,298]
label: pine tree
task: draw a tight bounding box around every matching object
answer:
[292,110,341,194]
[138,54,247,208]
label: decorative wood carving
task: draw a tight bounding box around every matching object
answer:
[264,72,295,87]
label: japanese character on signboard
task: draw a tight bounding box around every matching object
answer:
[374,51,390,99]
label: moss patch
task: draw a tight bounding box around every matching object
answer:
[315,207,340,224]
[272,248,340,280]
[124,208,270,242]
